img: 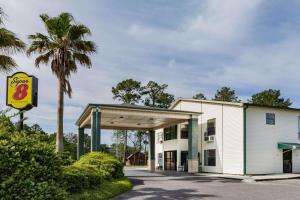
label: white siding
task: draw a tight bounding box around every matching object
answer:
[172,101,244,174]
[154,129,163,168]
[223,106,244,174]
[246,107,300,174]
[201,103,223,173]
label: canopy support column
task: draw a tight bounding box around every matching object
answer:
[188,116,199,173]
[149,130,155,171]
[77,127,85,159]
[91,109,101,152]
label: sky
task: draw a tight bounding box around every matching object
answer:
[1,0,300,145]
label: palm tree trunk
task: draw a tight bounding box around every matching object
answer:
[123,130,127,164]
[56,78,64,152]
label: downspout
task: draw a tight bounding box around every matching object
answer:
[243,105,248,175]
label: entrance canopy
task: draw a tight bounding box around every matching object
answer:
[75,103,201,173]
[76,103,201,131]
[278,143,300,150]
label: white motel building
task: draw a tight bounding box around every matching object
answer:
[76,98,300,175]
[154,98,300,175]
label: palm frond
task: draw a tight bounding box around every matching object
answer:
[72,40,96,53]
[34,50,54,67]
[73,52,92,67]
[68,24,91,40]
[0,28,26,53]
[0,55,17,73]
[0,7,7,25]
[40,14,50,23]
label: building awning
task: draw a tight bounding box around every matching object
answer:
[277,143,300,150]
[75,103,202,130]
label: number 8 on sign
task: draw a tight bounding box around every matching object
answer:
[13,84,29,100]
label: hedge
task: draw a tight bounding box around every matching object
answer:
[0,133,67,200]
[63,152,124,193]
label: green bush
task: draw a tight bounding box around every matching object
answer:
[63,152,124,193]
[0,133,67,200]
[75,152,124,179]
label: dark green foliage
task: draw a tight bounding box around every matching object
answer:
[193,92,207,100]
[0,133,67,200]
[143,81,175,108]
[249,89,292,108]
[213,86,240,102]
[0,110,15,136]
[63,152,124,193]
[0,7,26,73]
[63,164,102,193]
[112,79,143,104]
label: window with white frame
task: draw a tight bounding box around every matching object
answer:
[180,123,188,139]
[164,125,177,141]
[204,149,216,166]
[206,119,216,136]
[266,113,275,125]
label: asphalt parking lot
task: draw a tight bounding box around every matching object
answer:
[114,169,300,200]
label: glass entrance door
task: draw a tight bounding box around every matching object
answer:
[283,149,292,173]
[164,151,177,170]
[181,151,188,172]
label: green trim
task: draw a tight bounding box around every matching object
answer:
[243,106,247,175]
[77,127,85,159]
[244,103,300,112]
[277,143,300,149]
[95,111,101,151]
[149,130,155,160]
[188,117,198,160]
[91,111,97,151]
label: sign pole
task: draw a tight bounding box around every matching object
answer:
[19,110,24,131]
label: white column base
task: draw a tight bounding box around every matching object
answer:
[148,159,155,171]
[188,159,198,173]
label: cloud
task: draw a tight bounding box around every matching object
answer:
[0,0,300,143]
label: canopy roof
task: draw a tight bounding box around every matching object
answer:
[277,142,300,150]
[76,104,202,131]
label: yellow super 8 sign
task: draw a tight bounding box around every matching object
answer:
[6,72,38,110]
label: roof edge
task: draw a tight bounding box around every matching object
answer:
[75,103,202,126]
[169,98,244,109]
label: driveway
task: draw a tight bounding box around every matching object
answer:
[114,168,300,200]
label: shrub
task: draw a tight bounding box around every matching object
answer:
[63,152,124,193]
[75,152,124,179]
[0,133,67,200]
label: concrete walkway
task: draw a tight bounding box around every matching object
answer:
[124,166,164,177]
[115,168,300,200]
[197,173,300,182]
[125,166,300,181]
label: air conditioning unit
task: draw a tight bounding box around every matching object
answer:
[208,135,215,142]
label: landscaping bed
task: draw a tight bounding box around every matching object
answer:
[69,178,133,200]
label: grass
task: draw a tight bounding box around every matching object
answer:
[69,178,133,200]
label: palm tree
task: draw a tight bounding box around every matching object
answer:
[27,13,96,152]
[0,7,25,73]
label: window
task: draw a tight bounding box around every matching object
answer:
[204,149,216,166]
[298,116,300,139]
[164,125,177,141]
[266,113,275,125]
[206,119,216,136]
[180,124,188,139]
